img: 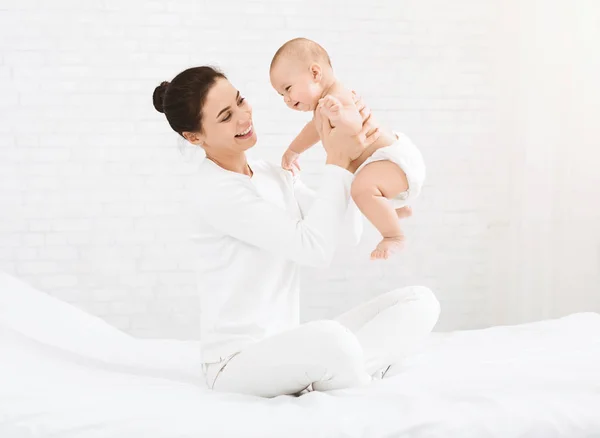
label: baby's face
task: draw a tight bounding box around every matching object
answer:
[270,60,322,112]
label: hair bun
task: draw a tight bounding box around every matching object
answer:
[152,81,170,113]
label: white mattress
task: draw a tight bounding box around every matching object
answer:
[1,272,600,438]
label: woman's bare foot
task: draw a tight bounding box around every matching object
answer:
[396,206,412,219]
[370,236,405,260]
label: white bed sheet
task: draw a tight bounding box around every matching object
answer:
[1,272,600,438]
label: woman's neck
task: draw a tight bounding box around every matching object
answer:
[206,152,253,177]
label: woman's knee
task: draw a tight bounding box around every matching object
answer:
[303,320,371,390]
[413,286,440,314]
[303,320,364,365]
[387,285,438,304]
[385,286,440,324]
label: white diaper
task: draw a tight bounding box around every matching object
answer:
[355,131,426,209]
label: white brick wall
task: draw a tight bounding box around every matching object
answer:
[1,0,599,339]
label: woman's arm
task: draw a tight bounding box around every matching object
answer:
[293,176,363,246]
[197,166,354,268]
[288,92,376,246]
[292,91,380,246]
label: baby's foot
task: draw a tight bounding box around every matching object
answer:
[370,236,405,260]
[396,206,412,219]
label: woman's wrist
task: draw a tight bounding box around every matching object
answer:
[325,155,352,172]
[324,161,354,178]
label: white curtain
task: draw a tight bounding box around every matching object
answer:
[496,0,600,324]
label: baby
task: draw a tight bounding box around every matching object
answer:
[269,38,426,260]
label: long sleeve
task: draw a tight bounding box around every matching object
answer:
[196,165,354,268]
[293,173,363,246]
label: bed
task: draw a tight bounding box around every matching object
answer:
[2,271,600,438]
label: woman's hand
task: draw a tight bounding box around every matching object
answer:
[352,91,380,148]
[317,92,380,170]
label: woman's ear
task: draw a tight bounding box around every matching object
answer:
[182,131,204,146]
[310,63,323,82]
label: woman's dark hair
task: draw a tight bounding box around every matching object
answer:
[152,66,226,136]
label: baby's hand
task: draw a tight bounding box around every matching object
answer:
[319,94,362,135]
[318,95,342,123]
[281,148,301,176]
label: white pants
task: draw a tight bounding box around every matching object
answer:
[203,286,440,398]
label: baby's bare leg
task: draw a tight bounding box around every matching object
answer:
[351,161,409,260]
[396,206,412,218]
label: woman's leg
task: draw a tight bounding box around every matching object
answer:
[208,320,372,398]
[335,286,440,376]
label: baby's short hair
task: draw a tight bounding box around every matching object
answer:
[270,38,332,71]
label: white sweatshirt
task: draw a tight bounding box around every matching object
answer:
[189,158,362,364]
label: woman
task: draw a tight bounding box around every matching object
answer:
[152,66,440,398]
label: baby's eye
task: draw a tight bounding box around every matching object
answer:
[285,86,291,92]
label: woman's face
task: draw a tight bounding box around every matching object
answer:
[196,78,257,153]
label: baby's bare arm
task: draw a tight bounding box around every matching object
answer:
[288,120,320,154]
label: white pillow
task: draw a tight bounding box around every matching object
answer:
[0,272,205,385]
